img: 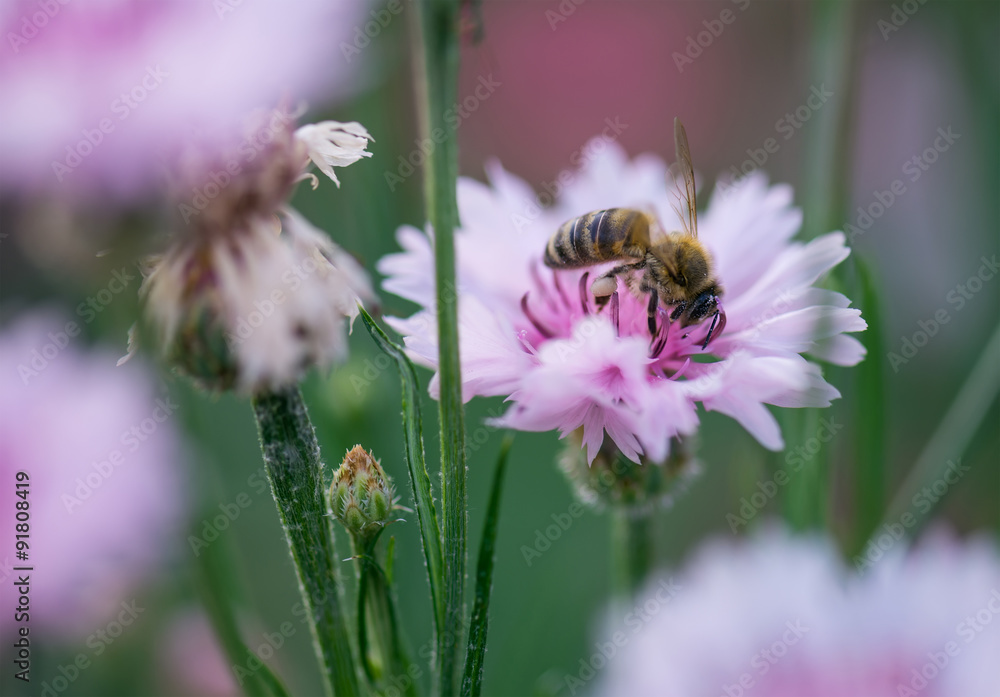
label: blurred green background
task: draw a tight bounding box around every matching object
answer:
[2,1,998,696]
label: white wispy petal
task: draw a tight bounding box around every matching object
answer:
[295,120,373,187]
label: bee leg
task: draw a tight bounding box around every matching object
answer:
[610,291,620,336]
[578,272,591,314]
[646,291,658,337]
[670,302,687,323]
[701,305,727,350]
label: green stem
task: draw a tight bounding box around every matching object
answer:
[611,510,652,599]
[414,1,466,694]
[849,256,887,555]
[784,0,860,532]
[355,539,417,697]
[252,388,360,697]
[879,323,1000,528]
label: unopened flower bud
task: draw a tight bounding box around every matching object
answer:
[558,430,700,517]
[329,445,396,543]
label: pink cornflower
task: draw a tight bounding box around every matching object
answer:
[0,0,367,199]
[379,137,866,463]
[1,312,184,638]
[595,528,1000,697]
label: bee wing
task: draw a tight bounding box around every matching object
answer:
[673,117,698,238]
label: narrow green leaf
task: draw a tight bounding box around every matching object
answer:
[360,307,445,638]
[849,255,886,554]
[461,435,513,697]
[194,533,290,697]
[252,388,360,697]
[878,323,1000,531]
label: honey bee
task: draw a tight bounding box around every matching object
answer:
[543,118,725,349]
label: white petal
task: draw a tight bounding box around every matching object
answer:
[295,120,373,187]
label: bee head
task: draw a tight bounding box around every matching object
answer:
[649,238,714,301]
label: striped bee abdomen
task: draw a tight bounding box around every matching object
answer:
[543,208,650,269]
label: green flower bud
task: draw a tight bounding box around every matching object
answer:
[558,430,700,517]
[329,445,396,544]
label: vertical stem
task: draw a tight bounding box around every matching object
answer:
[784,0,860,532]
[611,510,652,599]
[849,257,887,554]
[252,388,360,697]
[414,1,466,694]
[356,541,416,697]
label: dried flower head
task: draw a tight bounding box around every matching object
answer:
[128,107,374,392]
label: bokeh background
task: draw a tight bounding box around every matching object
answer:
[1,1,998,696]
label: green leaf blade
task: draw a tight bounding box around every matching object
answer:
[461,435,513,697]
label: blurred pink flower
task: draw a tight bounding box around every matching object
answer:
[0,312,184,638]
[379,140,865,463]
[0,0,367,199]
[159,609,238,697]
[597,528,1000,697]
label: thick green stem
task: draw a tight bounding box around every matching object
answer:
[611,510,652,599]
[252,388,360,697]
[414,1,466,694]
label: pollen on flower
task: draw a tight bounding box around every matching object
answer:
[379,140,866,465]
